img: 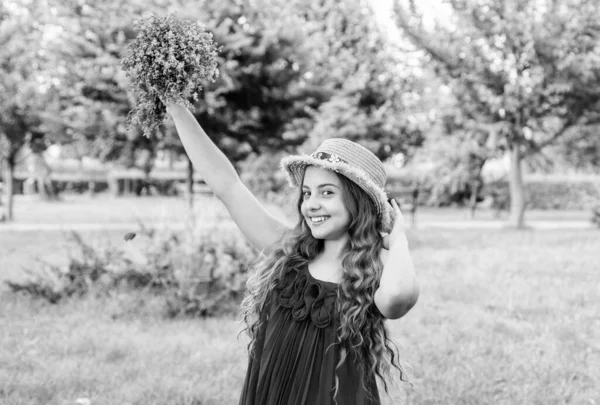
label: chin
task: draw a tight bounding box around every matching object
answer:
[311,229,344,241]
[310,230,324,239]
[310,230,328,240]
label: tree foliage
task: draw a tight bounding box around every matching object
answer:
[47,0,163,164]
[0,0,68,217]
[180,0,327,163]
[53,0,325,166]
[285,0,426,160]
[0,0,58,156]
[394,0,600,226]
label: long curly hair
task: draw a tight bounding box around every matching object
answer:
[240,169,406,401]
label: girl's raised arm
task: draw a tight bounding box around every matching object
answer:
[167,103,291,254]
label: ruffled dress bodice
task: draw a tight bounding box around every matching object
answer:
[239,263,380,405]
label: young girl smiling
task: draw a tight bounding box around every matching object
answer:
[167,103,419,405]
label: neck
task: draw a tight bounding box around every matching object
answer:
[321,234,349,260]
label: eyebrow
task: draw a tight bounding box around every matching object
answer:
[302,183,340,189]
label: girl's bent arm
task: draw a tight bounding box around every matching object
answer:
[167,103,290,253]
[374,235,420,320]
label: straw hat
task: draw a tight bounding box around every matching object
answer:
[280,138,395,233]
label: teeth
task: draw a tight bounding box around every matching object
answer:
[311,216,329,223]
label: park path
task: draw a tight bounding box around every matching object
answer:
[0,219,594,232]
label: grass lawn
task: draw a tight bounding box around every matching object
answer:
[3,193,593,225]
[1,228,598,405]
[3,194,260,225]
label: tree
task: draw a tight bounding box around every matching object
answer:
[412,120,491,211]
[48,0,163,165]
[553,125,600,171]
[56,0,325,163]
[394,0,600,227]
[45,0,330,207]
[0,0,64,220]
[279,0,426,160]
[182,0,327,161]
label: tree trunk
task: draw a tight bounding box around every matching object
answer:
[468,178,483,220]
[186,155,194,209]
[2,157,15,222]
[508,145,526,228]
[469,185,478,220]
[410,186,419,228]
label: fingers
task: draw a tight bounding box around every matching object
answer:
[389,199,405,230]
[390,198,402,214]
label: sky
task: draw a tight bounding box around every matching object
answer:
[368,0,452,38]
[369,0,399,35]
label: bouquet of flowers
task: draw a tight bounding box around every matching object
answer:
[121,13,220,137]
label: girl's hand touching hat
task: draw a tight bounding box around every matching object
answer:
[381,199,406,250]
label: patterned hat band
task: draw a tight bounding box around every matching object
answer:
[310,152,348,165]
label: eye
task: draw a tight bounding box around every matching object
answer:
[322,190,334,196]
[302,190,311,198]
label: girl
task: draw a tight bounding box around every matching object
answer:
[167,103,419,405]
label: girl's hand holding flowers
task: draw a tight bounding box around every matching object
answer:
[121,13,220,137]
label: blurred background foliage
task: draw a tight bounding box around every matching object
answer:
[1,0,599,226]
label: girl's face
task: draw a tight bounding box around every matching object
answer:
[300,166,351,241]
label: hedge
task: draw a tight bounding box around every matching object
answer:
[385,172,600,210]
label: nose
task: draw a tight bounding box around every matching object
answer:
[304,194,321,211]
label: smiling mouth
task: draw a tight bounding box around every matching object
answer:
[310,216,330,224]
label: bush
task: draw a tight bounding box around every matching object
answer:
[482,180,512,212]
[525,179,600,210]
[481,178,600,211]
[389,169,600,211]
[5,223,258,318]
[5,232,125,303]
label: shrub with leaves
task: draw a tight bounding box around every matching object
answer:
[5,224,258,318]
[121,13,220,136]
[4,232,124,303]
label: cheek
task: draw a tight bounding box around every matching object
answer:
[338,203,352,223]
[299,201,307,217]
[333,198,349,214]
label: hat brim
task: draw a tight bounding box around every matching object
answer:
[280,155,395,233]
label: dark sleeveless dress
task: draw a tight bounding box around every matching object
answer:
[239,263,380,405]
